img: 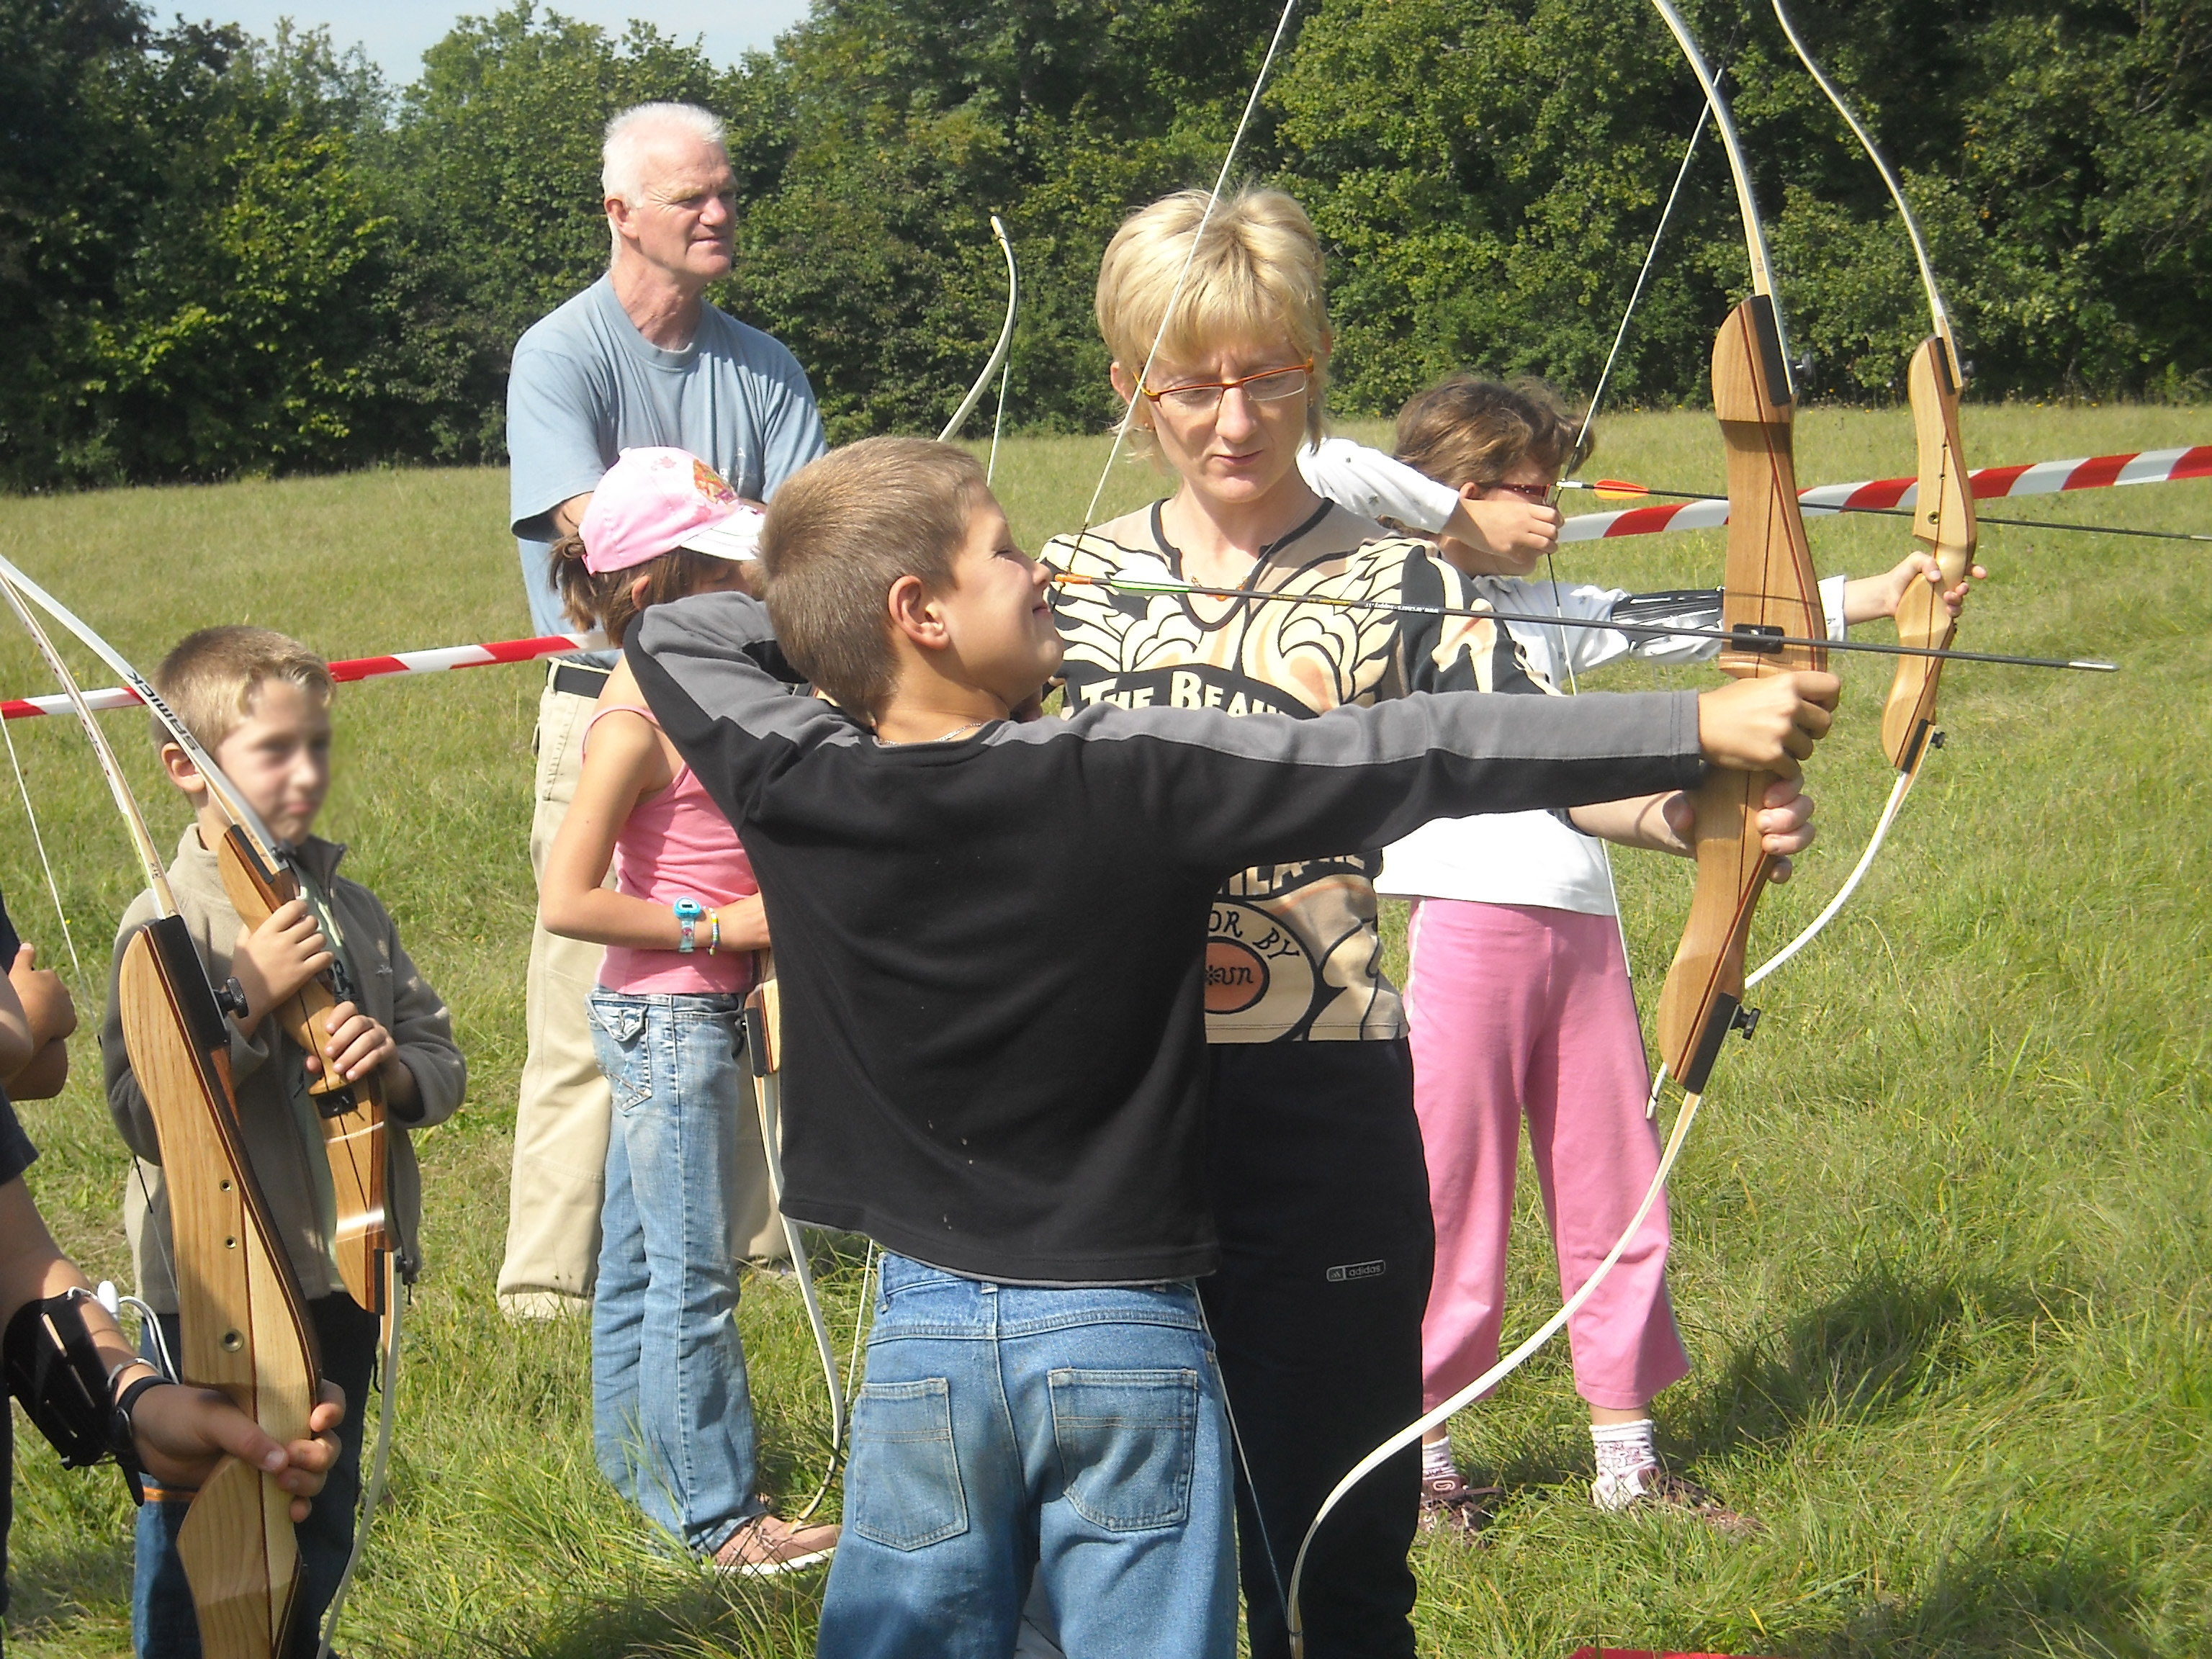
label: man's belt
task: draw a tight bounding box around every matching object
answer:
[550,662,611,699]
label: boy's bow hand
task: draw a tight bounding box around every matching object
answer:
[132,1376,346,1521]
[1660,778,1817,883]
[228,898,333,1030]
[304,1001,396,1085]
[1696,671,1840,779]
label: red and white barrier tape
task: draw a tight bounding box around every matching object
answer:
[3,441,2203,718]
[1560,442,2212,542]
[1,632,599,721]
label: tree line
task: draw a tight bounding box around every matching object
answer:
[2,0,2204,490]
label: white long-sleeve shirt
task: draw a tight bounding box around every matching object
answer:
[1295,435,1849,915]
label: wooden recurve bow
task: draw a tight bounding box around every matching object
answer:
[215,833,389,1316]
[1761,0,1979,773]
[0,571,320,1659]
[1737,0,1982,991]
[1646,0,1827,1102]
[0,554,387,1317]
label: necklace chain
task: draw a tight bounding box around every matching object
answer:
[876,716,987,747]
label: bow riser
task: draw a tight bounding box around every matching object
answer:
[119,916,320,1659]
[215,830,390,1315]
[1881,336,1979,769]
[1655,296,1827,1092]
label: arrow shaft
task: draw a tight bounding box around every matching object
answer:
[1053,574,2116,672]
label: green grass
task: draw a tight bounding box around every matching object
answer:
[0,405,2206,1657]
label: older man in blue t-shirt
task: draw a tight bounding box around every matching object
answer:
[500,100,827,1318]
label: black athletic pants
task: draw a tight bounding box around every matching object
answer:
[1201,1039,1433,1659]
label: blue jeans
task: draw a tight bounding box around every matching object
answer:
[818,1254,1236,1659]
[134,1293,378,1658]
[588,989,763,1555]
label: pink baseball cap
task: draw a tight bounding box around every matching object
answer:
[579,447,766,572]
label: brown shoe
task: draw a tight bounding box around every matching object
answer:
[711,1511,840,1575]
[1419,1470,1504,1538]
[1597,1465,1763,1536]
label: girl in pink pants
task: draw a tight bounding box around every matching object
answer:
[1359,375,1976,1535]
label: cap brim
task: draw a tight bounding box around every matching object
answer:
[678,513,764,560]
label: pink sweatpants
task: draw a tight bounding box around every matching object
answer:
[1405,899,1690,1413]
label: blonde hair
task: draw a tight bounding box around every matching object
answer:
[150,626,333,755]
[1095,186,1330,447]
[758,438,986,719]
[1393,375,1584,491]
[551,539,734,648]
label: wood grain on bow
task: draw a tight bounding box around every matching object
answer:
[1882,336,1977,769]
[216,831,389,1315]
[0,562,320,1659]
[1645,0,1825,1098]
[120,919,321,1658]
[0,553,388,1317]
[1653,294,1825,1091]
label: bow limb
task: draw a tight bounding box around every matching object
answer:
[0,551,390,1317]
[742,974,847,1520]
[938,215,1020,447]
[1766,0,1977,770]
[1645,2,1825,1099]
[1736,0,1979,986]
[0,569,320,1659]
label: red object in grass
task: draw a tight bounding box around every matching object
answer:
[1568,1649,1782,1659]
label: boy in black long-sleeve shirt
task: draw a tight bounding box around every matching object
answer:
[630,437,1835,1659]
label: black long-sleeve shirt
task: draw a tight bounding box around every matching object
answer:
[633,591,1704,1284]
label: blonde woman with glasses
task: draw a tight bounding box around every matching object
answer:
[1039,186,1822,1659]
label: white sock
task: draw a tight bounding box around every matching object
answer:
[1420,1438,1458,1484]
[1589,1419,1659,1510]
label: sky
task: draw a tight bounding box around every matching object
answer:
[198,1,817,84]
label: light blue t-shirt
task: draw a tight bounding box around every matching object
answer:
[506,274,829,646]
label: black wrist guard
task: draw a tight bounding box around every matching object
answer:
[4,1287,149,1502]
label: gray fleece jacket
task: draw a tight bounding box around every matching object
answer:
[103,827,465,1312]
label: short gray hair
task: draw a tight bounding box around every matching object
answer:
[601,102,727,205]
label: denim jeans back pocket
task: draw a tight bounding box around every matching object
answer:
[1048,1367,1199,1532]
[848,1378,969,1550]
[585,997,654,1114]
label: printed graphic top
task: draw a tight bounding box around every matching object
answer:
[631,591,1702,1284]
[1041,500,1545,1043]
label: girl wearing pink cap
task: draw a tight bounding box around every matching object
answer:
[539,446,838,1575]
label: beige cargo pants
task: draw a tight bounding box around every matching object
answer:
[497,670,787,1318]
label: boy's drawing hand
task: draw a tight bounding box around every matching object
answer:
[228,898,333,1028]
[1660,778,1817,882]
[1843,550,1987,625]
[305,1002,395,1084]
[132,1376,345,1520]
[1696,671,1839,778]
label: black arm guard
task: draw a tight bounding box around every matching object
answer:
[4,1287,147,1501]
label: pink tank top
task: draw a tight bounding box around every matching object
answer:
[586,705,760,997]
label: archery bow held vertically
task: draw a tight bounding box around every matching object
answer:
[0,554,390,1322]
[1742,0,1983,991]
[0,565,322,1659]
[1642,0,1826,1105]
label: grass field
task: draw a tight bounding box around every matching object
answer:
[0,403,2205,1658]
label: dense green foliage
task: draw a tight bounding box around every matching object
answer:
[2,0,2207,487]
